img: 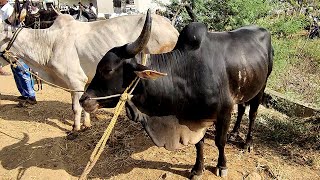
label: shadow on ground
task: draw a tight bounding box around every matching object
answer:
[0,110,194,179]
[1,94,319,179]
[228,109,320,168]
[0,94,73,132]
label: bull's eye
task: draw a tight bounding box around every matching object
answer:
[98,69,113,79]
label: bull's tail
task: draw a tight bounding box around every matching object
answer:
[267,45,274,77]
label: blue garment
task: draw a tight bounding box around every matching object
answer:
[11,59,35,98]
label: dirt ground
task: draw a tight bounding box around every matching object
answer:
[0,65,319,180]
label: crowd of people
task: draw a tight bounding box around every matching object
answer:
[61,2,97,21]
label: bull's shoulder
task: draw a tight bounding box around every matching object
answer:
[175,22,208,50]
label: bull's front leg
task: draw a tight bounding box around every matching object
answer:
[71,91,92,130]
[67,91,91,140]
[214,105,232,177]
[71,91,83,131]
[189,137,205,180]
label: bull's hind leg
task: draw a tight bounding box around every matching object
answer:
[214,105,232,177]
[228,103,246,141]
[189,137,204,180]
[244,87,265,152]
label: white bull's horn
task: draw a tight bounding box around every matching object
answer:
[126,9,152,55]
[51,4,62,15]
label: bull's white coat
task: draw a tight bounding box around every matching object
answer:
[0,14,178,131]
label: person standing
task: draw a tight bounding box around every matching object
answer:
[89,2,97,16]
[0,0,37,104]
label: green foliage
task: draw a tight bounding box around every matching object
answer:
[227,0,272,30]
[257,15,309,37]
[158,0,272,31]
[267,37,320,106]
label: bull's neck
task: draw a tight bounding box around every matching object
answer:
[147,49,184,75]
[133,49,184,95]
[10,28,56,66]
[131,49,185,116]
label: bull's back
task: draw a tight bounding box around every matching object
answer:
[70,14,178,83]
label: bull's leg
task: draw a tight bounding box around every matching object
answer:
[71,92,83,131]
[68,91,88,140]
[214,106,232,177]
[189,137,204,180]
[244,88,265,152]
[228,103,246,141]
[83,111,91,128]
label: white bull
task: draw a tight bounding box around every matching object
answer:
[0,14,178,133]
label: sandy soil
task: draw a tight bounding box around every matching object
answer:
[0,65,319,180]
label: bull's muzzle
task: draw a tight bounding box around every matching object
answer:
[79,93,99,113]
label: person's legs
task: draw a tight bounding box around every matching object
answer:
[11,64,26,96]
[11,60,36,104]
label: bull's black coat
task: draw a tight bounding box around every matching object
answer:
[80,12,273,178]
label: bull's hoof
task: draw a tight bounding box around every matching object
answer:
[189,170,203,180]
[213,166,228,177]
[80,124,91,132]
[72,124,81,132]
[66,131,79,140]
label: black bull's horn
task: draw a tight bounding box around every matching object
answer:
[126,9,152,55]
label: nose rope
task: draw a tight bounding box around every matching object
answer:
[79,53,148,180]
[87,78,140,100]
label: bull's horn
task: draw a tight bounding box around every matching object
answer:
[126,9,152,55]
[51,4,62,15]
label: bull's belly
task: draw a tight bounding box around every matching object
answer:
[141,115,214,151]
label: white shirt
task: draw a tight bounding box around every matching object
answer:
[0,2,14,21]
[90,6,97,15]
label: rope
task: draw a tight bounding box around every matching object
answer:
[79,78,138,180]
[2,25,84,93]
[4,51,84,92]
[6,27,23,51]
[79,53,148,179]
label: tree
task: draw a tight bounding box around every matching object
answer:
[155,0,272,31]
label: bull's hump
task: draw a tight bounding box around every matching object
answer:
[50,14,75,29]
[175,22,207,50]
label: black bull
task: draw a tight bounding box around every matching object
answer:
[80,10,273,178]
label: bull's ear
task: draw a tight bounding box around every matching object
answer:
[135,70,167,80]
[132,64,167,80]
